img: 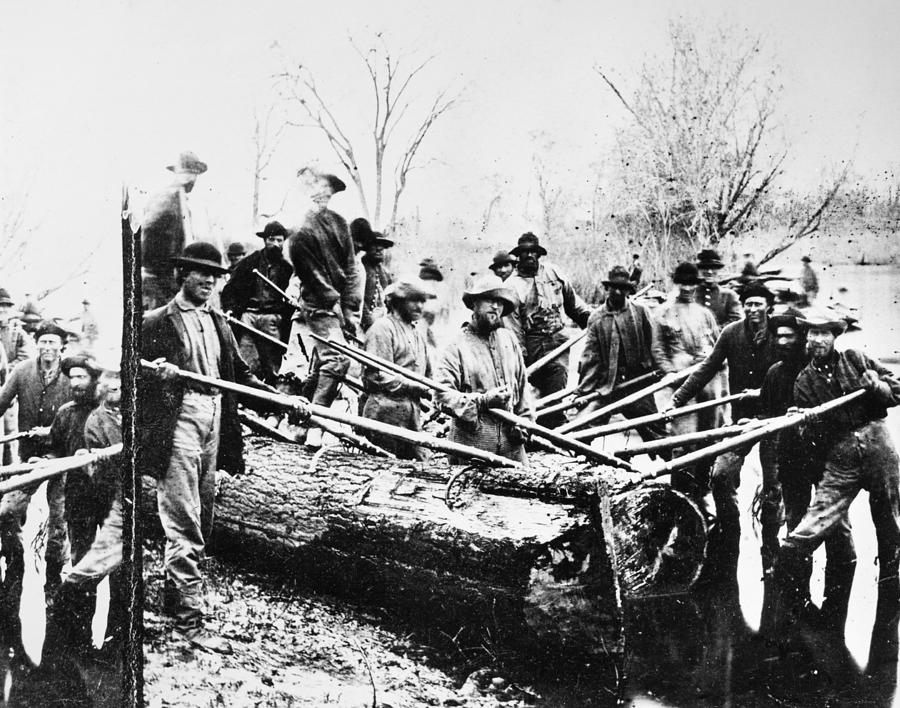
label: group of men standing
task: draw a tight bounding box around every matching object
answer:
[138,154,900,670]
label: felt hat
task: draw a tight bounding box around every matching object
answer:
[61,354,103,378]
[509,232,547,257]
[171,241,229,276]
[350,218,392,250]
[488,250,517,271]
[226,242,247,257]
[166,150,208,175]
[739,280,775,305]
[767,306,806,334]
[0,288,14,306]
[462,273,517,317]
[255,221,289,239]
[696,249,725,269]
[798,306,848,336]
[602,265,636,292]
[418,258,444,282]
[672,262,701,285]
[34,320,69,341]
[384,277,436,302]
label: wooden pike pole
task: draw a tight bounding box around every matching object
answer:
[311,334,637,472]
[537,371,662,419]
[556,363,703,435]
[525,330,588,376]
[220,310,288,351]
[0,429,37,446]
[569,388,760,441]
[611,424,746,459]
[139,360,518,468]
[621,389,867,490]
[633,283,653,298]
[0,444,124,495]
[533,383,580,410]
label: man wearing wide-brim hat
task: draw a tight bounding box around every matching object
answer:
[287,168,360,449]
[354,218,396,334]
[141,150,210,310]
[435,273,532,464]
[220,221,294,385]
[672,279,781,577]
[695,249,742,326]
[652,262,722,501]
[361,277,435,460]
[505,232,592,429]
[576,266,667,448]
[771,307,900,655]
[141,241,303,653]
[488,250,517,282]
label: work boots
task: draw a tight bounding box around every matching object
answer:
[820,559,857,635]
[42,582,95,665]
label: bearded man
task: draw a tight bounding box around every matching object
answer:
[221,221,294,384]
[436,274,531,464]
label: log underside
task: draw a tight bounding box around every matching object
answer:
[143,434,708,661]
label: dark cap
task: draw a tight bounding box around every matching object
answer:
[61,355,103,378]
[34,321,69,341]
[226,242,247,257]
[255,221,289,239]
[739,280,775,305]
[171,241,229,276]
[672,262,701,285]
[696,249,725,269]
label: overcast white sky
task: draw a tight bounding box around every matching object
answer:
[0,0,898,334]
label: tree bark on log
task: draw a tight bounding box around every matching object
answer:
[143,435,707,661]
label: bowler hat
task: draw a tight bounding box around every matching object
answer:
[61,354,103,378]
[696,249,725,269]
[462,273,517,317]
[798,307,848,336]
[256,221,289,239]
[488,250,517,271]
[384,277,436,302]
[739,280,775,306]
[166,150,208,175]
[34,321,68,341]
[226,242,246,257]
[602,266,636,292]
[509,232,547,257]
[418,258,444,282]
[672,262,701,285]
[171,241,229,276]
[0,288,14,307]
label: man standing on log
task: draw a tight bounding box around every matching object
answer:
[505,232,591,429]
[576,266,666,448]
[0,320,71,655]
[220,221,294,385]
[651,263,721,499]
[142,151,209,310]
[772,311,900,666]
[671,280,779,577]
[436,274,531,464]
[43,362,125,660]
[695,249,742,327]
[757,310,855,630]
[362,278,434,459]
[287,168,361,449]
[141,241,295,654]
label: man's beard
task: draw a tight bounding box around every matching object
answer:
[607,293,626,310]
[265,245,283,259]
[72,386,95,405]
[472,312,502,333]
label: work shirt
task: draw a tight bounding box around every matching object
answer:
[505,262,592,359]
[288,208,361,315]
[651,299,720,374]
[0,358,72,459]
[695,283,742,326]
[578,300,656,396]
[0,320,33,367]
[363,313,430,397]
[174,292,221,378]
[435,323,530,463]
[84,403,123,514]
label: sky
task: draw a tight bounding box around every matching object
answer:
[0,0,898,335]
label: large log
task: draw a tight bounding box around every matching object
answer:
[143,436,707,661]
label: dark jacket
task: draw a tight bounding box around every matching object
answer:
[288,209,361,315]
[220,248,294,339]
[142,183,187,277]
[139,299,268,479]
[360,258,394,333]
[695,283,742,326]
[0,358,71,459]
[578,300,655,396]
[673,318,778,420]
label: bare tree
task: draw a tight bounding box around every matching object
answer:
[275,36,459,231]
[252,104,287,223]
[0,179,33,280]
[532,154,563,239]
[598,20,846,270]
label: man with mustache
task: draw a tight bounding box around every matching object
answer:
[142,241,304,653]
[362,278,434,459]
[671,280,779,577]
[772,310,900,661]
[505,232,592,430]
[436,274,532,464]
[221,221,294,385]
